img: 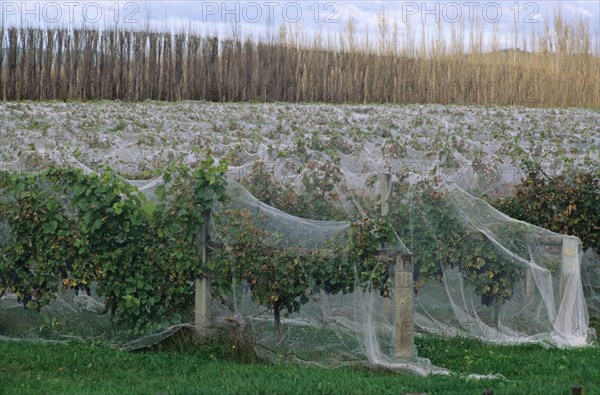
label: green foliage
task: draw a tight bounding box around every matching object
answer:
[212,210,394,337]
[348,217,398,298]
[213,207,348,339]
[232,161,520,318]
[0,156,228,335]
[494,171,600,253]
[213,207,397,338]
[242,160,348,221]
[388,178,519,306]
[2,156,376,339]
[0,169,82,309]
[213,161,404,337]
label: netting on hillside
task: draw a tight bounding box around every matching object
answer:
[0,149,594,376]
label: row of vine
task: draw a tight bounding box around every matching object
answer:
[0,158,227,335]
[3,159,592,337]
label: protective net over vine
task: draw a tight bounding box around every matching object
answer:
[582,249,600,320]
[0,147,594,376]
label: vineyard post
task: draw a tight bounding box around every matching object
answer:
[525,267,535,302]
[195,212,212,336]
[380,172,390,217]
[560,236,579,300]
[395,253,415,359]
[380,173,393,323]
[379,172,415,359]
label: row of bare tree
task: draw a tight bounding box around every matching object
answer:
[0,22,598,106]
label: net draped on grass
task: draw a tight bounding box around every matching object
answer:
[0,148,594,376]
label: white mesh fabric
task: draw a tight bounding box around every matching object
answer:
[1,99,598,375]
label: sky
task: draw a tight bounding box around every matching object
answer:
[1,1,599,50]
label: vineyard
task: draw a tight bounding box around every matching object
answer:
[1,1,599,390]
[1,101,598,378]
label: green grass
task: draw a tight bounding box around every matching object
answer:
[0,335,598,395]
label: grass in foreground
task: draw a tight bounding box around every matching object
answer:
[0,335,598,395]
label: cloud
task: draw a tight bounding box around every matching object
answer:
[563,4,594,18]
[1,0,597,51]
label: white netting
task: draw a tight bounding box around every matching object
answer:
[582,249,600,320]
[1,101,598,375]
[0,152,593,375]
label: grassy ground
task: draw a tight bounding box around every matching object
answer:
[0,335,598,395]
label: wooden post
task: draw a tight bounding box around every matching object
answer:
[379,172,390,218]
[195,213,212,337]
[525,267,535,302]
[380,173,393,322]
[559,236,579,301]
[379,172,415,358]
[395,253,414,359]
[195,277,211,336]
